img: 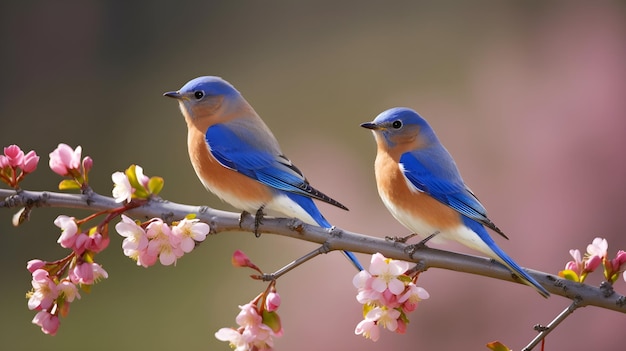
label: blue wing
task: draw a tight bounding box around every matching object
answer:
[206,125,362,271]
[205,124,348,210]
[399,148,507,238]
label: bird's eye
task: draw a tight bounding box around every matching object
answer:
[392,120,403,129]
[194,91,204,100]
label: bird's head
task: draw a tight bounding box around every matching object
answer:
[361,107,438,152]
[164,76,243,128]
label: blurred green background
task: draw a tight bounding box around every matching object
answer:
[2,1,626,350]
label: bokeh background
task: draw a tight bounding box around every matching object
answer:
[1,1,625,350]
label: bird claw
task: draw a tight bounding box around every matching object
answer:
[238,207,265,237]
[238,211,250,228]
[253,206,265,238]
[385,232,419,244]
[403,231,439,258]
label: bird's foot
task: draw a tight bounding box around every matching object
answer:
[238,211,250,228]
[253,206,265,238]
[239,207,266,237]
[404,231,439,258]
[386,232,419,243]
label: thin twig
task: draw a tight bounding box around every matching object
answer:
[522,300,580,351]
[260,243,331,281]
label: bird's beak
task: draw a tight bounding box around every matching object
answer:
[163,91,182,99]
[360,122,380,130]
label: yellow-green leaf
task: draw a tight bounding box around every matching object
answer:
[486,341,511,351]
[558,269,580,282]
[58,179,81,191]
[261,310,282,333]
[147,176,164,195]
[125,164,141,189]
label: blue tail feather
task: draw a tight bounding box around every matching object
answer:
[286,192,364,271]
[462,217,549,297]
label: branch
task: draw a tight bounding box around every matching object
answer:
[2,188,625,313]
[522,300,580,351]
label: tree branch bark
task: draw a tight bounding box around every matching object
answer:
[2,188,625,313]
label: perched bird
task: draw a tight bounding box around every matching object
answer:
[361,107,549,297]
[164,76,362,270]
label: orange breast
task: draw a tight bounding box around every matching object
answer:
[187,126,273,210]
[375,148,461,230]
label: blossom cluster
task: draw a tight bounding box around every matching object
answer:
[112,164,163,203]
[215,251,283,350]
[560,237,626,284]
[115,214,209,266]
[353,253,429,342]
[27,214,109,336]
[49,143,92,191]
[0,144,39,188]
[0,143,210,335]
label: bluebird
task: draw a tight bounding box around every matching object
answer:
[164,76,362,271]
[361,107,549,297]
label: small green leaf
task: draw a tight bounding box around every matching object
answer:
[125,165,141,189]
[558,269,580,282]
[486,341,511,351]
[147,176,164,196]
[261,310,282,333]
[58,179,81,191]
[397,274,413,283]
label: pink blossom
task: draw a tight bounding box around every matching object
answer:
[610,250,626,272]
[22,150,40,173]
[353,252,429,342]
[355,319,380,342]
[399,283,429,312]
[236,303,263,328]
[87,232,110,253]
[72,233,91,254]
[265,292,281,312]
[368,253,410,294]
[171,218,209,253]
[215,328,248,351]
[4,144,24,167]
[565,249,582,273]
[232,250,250,267]
[368,306,400,332]
[116,215,149,256]
[146,219,182,265]
[57,280,81,302]
[69,262,108,285]
[114,214,156,268]
[585,254,602,272]
[28,269,59,311]
[32,311,60,336]
[27,259,46,273]
[112,171,133,203]
[49,144,82,176]
[82,156,93,173]
[396,318,407,335]
[0,155,8,168]
[587,237,608,259]
[134,165,150,188]
[215,302,280,350]
[235,303,276,349]
[136,251,158,268]
[354,270,383,304]
[380,288,401,308]
[54,215,79,249]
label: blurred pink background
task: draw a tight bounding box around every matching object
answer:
[1,2,625,350]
